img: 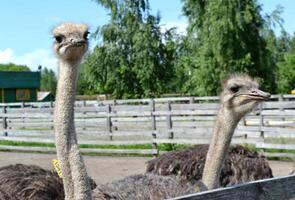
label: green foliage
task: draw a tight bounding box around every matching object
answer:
[77,0,293,96]
[40,67,57,95]
[0,63,30,71]
[80,0,177,98]
[180,0,277,96]
[277,54,295,93]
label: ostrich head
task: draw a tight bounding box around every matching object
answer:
[53,23,89,62]
[202,74,270,190]
[220,74,270,118]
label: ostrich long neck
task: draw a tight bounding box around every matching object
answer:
[202,105,241,189]
[54,60,91,200]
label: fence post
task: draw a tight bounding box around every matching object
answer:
[21,102,25,129]
[150,99,158,156]
[189,97,194,104]
[259,104,264,139]
[82,100,86,130]
[166,101,173,140]
[279,94,284,103]
[49,101,54,130]
[278,94,286,122]
[106,104,113,140]
[3,106,7,136]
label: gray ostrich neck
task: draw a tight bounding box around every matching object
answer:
[202,105,241,190]
[54,60,92,200]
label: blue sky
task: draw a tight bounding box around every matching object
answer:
[0,0,294,72]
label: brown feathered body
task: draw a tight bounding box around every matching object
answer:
[0,188,19,200]
[0,164,64,200]
[0,164,97,200]
[146,145,273,187]
[93,173,202,200]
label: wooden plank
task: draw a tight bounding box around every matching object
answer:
[80,148,157,154]
[283,94,295,99]
[112,105,150,112]
[0,136,152,145]
[75,106,108,112]
[256,142,295,150]
[263,101,295,109]
[168,175,295,200]
[0,113,53,118]
[171,103,219,110]
[264,132,295,138]
[154,110,217,116]
[261,110,295,116]
[172,121,214,127]
[261,127,295,135]
[0,145,157,154]
[154,138,260,145]
[193,96,219,101]
[172,116,216,121]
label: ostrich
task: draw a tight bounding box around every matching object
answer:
[147,75,272,189]
[52,23,92,199]
[146,144,273,187]
[92,74,270,199]
[202,74,271,189]
[0,23,93,200]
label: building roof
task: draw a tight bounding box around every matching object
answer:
[37,91,51,101]
[0,71,40,89]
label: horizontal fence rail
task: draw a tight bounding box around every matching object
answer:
[0,94,294,156]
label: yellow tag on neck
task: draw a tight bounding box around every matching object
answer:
[195,186,201,193]
[52,159,63,178]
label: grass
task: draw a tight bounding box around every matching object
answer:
[0,140,294,160]
[243,143,295,161]
[0,140,55,147]
[0,140,190,151]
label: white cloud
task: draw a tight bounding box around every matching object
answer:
[160,21,188,35]
[0,48,57,72]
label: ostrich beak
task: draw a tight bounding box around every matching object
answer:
[248,89,271,100]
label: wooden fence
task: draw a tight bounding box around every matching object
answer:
[0,94,294,156]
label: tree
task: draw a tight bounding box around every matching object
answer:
[81,0,176,98]
[180,0,277,96]
[0,63,30,71]
[40,67,57,95]
[276,32,295,93]
[277,54,295,93]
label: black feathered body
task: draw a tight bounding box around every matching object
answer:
[146,145,273,187]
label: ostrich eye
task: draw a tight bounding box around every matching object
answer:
[54,35,63,43]
[83,31,90,40]
[230,85,240,93]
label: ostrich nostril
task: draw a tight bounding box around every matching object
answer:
[250,90,257,94]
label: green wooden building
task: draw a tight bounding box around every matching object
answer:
[0,71,41,103]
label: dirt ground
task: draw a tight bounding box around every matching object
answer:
[0,151,293,184]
